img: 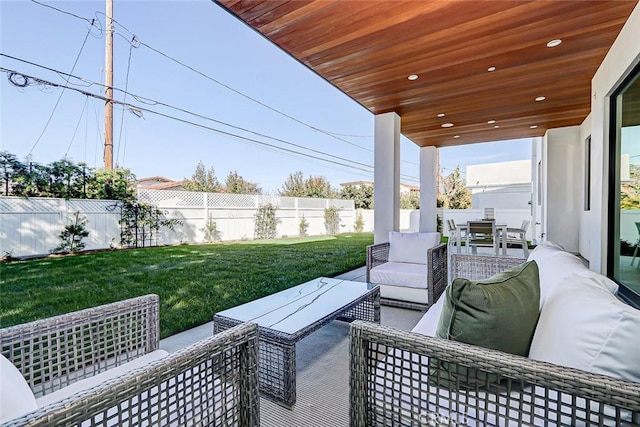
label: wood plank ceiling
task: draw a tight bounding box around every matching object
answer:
[215,0,637,148]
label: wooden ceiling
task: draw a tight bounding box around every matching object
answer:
[215,0,637,148]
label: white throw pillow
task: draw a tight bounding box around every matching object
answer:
[529,273,640,382]
[0,354,38,423]
[387,231,440,265]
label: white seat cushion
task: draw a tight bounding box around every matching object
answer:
[388,231,440,265]
[37,350,169,408]
[370,262,428,289]
[0,354,38,423]
[529,273,640,382]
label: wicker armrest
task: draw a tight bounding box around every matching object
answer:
[350,321,640,426]
[366,242,390,282]
[427,243,447,306]
[5,322,260,427]
[0,295,159,397]
[451,254,526,281]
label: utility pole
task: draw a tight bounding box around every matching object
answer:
[104,0,114,170]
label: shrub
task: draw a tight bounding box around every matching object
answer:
[52,211,89,254]
[254,203,279,239]
[354,212,364,233]
[201,218,222,243]
[299,215,309,237]
[324,206,341,235]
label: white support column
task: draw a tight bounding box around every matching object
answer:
[374,112,401,243]
[419,146,438,232]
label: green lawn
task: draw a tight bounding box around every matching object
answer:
[0,233,373,338]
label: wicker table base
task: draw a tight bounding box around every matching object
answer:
[213,278,380,408]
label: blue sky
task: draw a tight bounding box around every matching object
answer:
[0,0,532,194]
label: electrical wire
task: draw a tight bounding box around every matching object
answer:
[65,95,89,157]
[2,54,383,174]
[27,21,95,156]
[3,68,419,180]
[26,1,376,151]
[116,38,136,166]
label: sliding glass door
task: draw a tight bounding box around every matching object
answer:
[610,64,640,304]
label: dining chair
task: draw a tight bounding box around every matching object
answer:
[630,222,640,267]
[466,220,497,255]
[505,220,530,257]
[483,207,495,221]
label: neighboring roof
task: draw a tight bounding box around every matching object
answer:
[141,181,185,191]
[216,1,636,148]
[137,176,175,186]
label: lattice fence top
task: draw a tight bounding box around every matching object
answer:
[0,197,118,213]
[138,189,204,207]
[208,193,256,208]
[330,199,354,209]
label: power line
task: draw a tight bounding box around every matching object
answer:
[5,68,420,181]
[1,56,384,176]
[65,95,89,157]
[116,38,136,165]
[27,21,95,156]
[27,1,376,153]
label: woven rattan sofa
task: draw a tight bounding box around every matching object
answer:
[351,246,640,426]
[0,295,260,426]
[366,232,447,310]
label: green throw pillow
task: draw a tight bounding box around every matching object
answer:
[431,261,540,388]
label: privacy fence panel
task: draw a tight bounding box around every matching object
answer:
[0,197,120,257]
[138,190,356,244]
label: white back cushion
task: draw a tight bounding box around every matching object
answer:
[0,354,38,423]
[526,241,617,309]
[529,273,640,382]
[388,231,440,265]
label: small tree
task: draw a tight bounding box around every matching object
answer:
[254,203,279,239]
[201,218,222,243]
[52,211,89,254]
[224,170,261,194]
[324,206,341,235]
[183,161,221,193]
[438,166,471,209]
[340,184,374,209]
[299,215,309,237]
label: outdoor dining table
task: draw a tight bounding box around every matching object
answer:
[456,222,508,255]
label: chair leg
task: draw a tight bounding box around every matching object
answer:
[521,233,529,258]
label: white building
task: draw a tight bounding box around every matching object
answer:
[466,159,532,210]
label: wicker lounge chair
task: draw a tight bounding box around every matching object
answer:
[366,234,447,311]
[0,295,260,426]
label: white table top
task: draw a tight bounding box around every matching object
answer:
[215,277,376,334]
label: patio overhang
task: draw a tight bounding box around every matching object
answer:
[214,0,637,148]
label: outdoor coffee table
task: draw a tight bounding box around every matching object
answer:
[213,277,380,408]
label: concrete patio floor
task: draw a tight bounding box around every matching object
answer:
[159,246,528,426]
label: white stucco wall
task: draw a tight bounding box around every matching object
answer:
[588,2,640,273]
[543,126,582,252]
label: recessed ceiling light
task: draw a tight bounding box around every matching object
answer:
[437,113,445,118]
[487,66,496,72]
[530,125,538,129]
[454,135,460,138]
[487,120,496,124]
[535,96,546,102]
[547,39,562,48]
[441,123,454,128]
[494,125,500,128]
[408,74,419,81]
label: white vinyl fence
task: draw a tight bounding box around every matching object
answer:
[138,190,355,245]
[0,197,121,257]
[1,192,357,257]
